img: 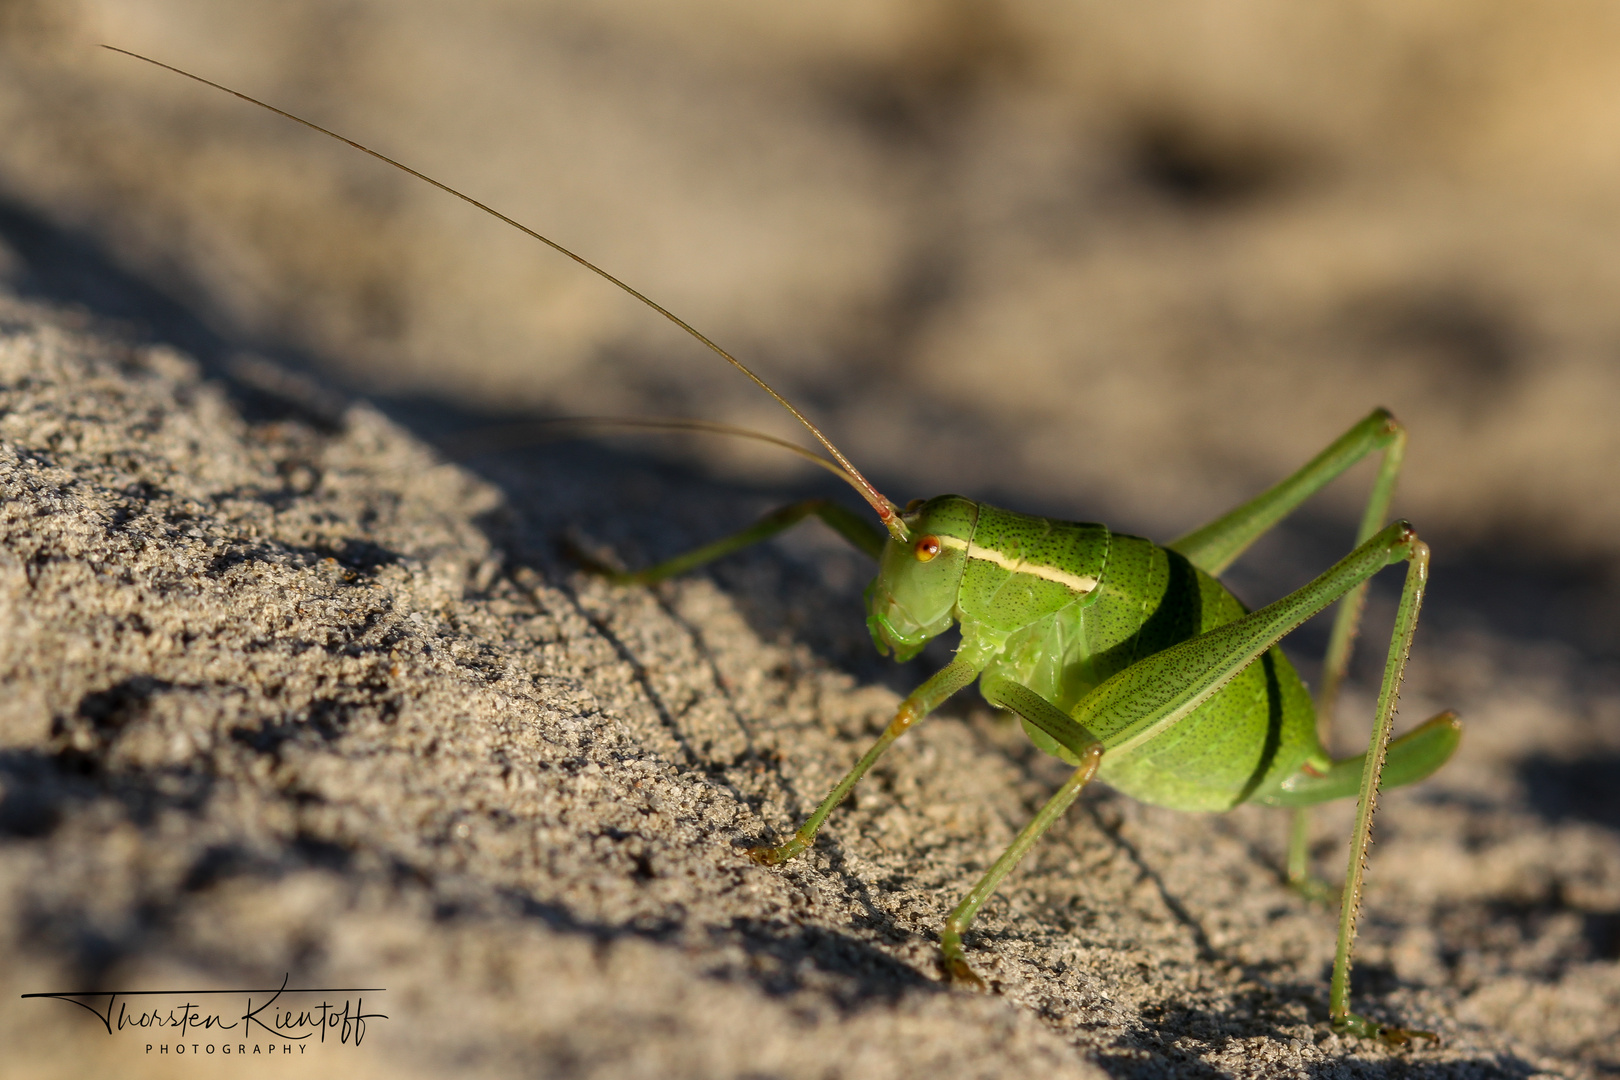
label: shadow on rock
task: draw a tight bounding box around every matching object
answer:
[1518,752,1620,832]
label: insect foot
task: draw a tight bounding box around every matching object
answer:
[557,533,634,582]
[1333,1013,1441,1048]
[745,837,808,865]
[940,920,988,990]
[1289,875,1337,906]
[941,954,988,991]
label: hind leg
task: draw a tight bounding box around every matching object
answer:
[1165,408,1407,898]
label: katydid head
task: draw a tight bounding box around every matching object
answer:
[865,496,978,661]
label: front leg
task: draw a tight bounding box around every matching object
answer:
[940,675,1105,987]
[748,657,981,865]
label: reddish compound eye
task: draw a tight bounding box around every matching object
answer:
[913,535,941,562]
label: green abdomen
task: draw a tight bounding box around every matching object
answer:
[983,534,1320,812]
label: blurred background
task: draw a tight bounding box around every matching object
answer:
[1,0,1618,551]
[1,0,1617,699]
[1,3,1618,1070]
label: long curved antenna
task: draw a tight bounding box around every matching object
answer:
[102,45,910,544]
[440,415,854,483]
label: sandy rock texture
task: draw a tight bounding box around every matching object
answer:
[0,2,1617,1078]
[0,294,1615,1079]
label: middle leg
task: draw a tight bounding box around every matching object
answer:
[939,674,1105,986]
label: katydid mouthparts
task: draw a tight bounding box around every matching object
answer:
[107,46,1461,1045]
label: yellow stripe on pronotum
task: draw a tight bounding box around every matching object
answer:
[935,534,1099,595]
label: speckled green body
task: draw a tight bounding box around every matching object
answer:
[866,496,1327,813]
